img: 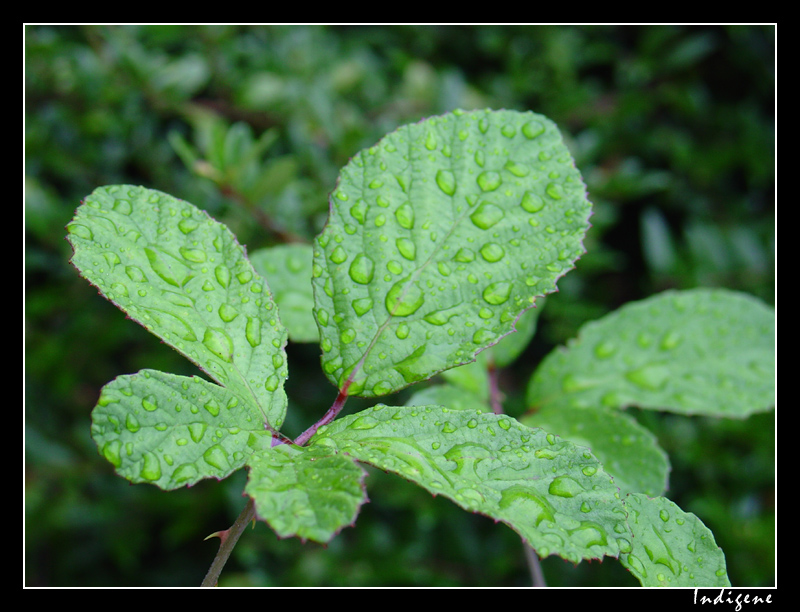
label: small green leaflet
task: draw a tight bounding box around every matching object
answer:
[526,288,775,417]
[312,108,592,397]
[91,370,273,489]
[245,444,367,543]
[310,404,628,563]
[68,186,289,487]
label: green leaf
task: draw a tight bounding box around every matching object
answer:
[312,108,591,397]
[438,302,544,398]
[526,289,774,417]
[245,444,367,543]
[67,186,289,431]
[487,299,544,368]
[249,243,319,343]
[521,406,670,497]
[310,404,628,563]
[91,370,273,489]
[407,382,490,412]
[619,494,730,587]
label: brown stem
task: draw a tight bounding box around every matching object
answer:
[200,497,257,587]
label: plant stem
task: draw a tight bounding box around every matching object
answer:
[487,361,504,415]
[523,543,547,587]
[201,497,257,587]
[203,385,349,583]
[294,387,349,447]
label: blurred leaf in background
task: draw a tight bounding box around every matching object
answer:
[25,24,774,586]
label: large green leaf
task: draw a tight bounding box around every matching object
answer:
[310,405,628,563]
[312,108,591,397]
[68,186,289,431]
[245,444,367,543]
[91,370,273,489]
[619,494,730,587]
[526,289,775,417]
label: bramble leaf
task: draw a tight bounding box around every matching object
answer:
[68,186,290,487]
[312,108,591,397]
[620,494,730,587]
[245,444,367,543]
[250,243,318,343]
[310,404,628,563]
[91,370,273,489]
[526,289,775,417]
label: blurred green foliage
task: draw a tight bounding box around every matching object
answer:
[25,25,774,586]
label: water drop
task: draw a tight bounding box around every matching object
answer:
[545,182,564,200]
[218,303,239,322]
[145,247,193,287]
[245,316,261,348]
[441,422,457,433]
[472,328,494,344]
[482,281,512,305]
[569,523,608,549]
[520,191,545,213]
[142,395,158,412]
[477,171,502,192]
[504,159,529,177]
[67,223,93,240]
[350,416,379,430]
[113,198,132,215]
[470,202,504,230]
[140,452,162,481]
[522,121,545,139]
[203,445,231,470]
[501,124,517,138]
[125,265,148,283]
[395,202,415,229]
[548,476,585,498]
[125,413,140,433]
[203,327,234,362]
[396,237,417,261]
[348,253,375,284]
[499,486,555,526]
[480,242,505,263]
[385,278,424,317]
[349,200,368,224]
[425,131,437,151]
[594,341,616,359]
[189,422,208,443]
[435,169,457,196]
[625,363,670,391]
[204,400,220,417]
[660,330,682,351]
[352,297,374,316]
[330,245,347,264]
[179,246,206,263]
[178,218,198,234]
[424,307,457,326]
[215,265,230,288]
[102,440,122,468]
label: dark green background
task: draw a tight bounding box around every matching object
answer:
[25,25,775,587]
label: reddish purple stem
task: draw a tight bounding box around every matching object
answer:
[294,386,349,446]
